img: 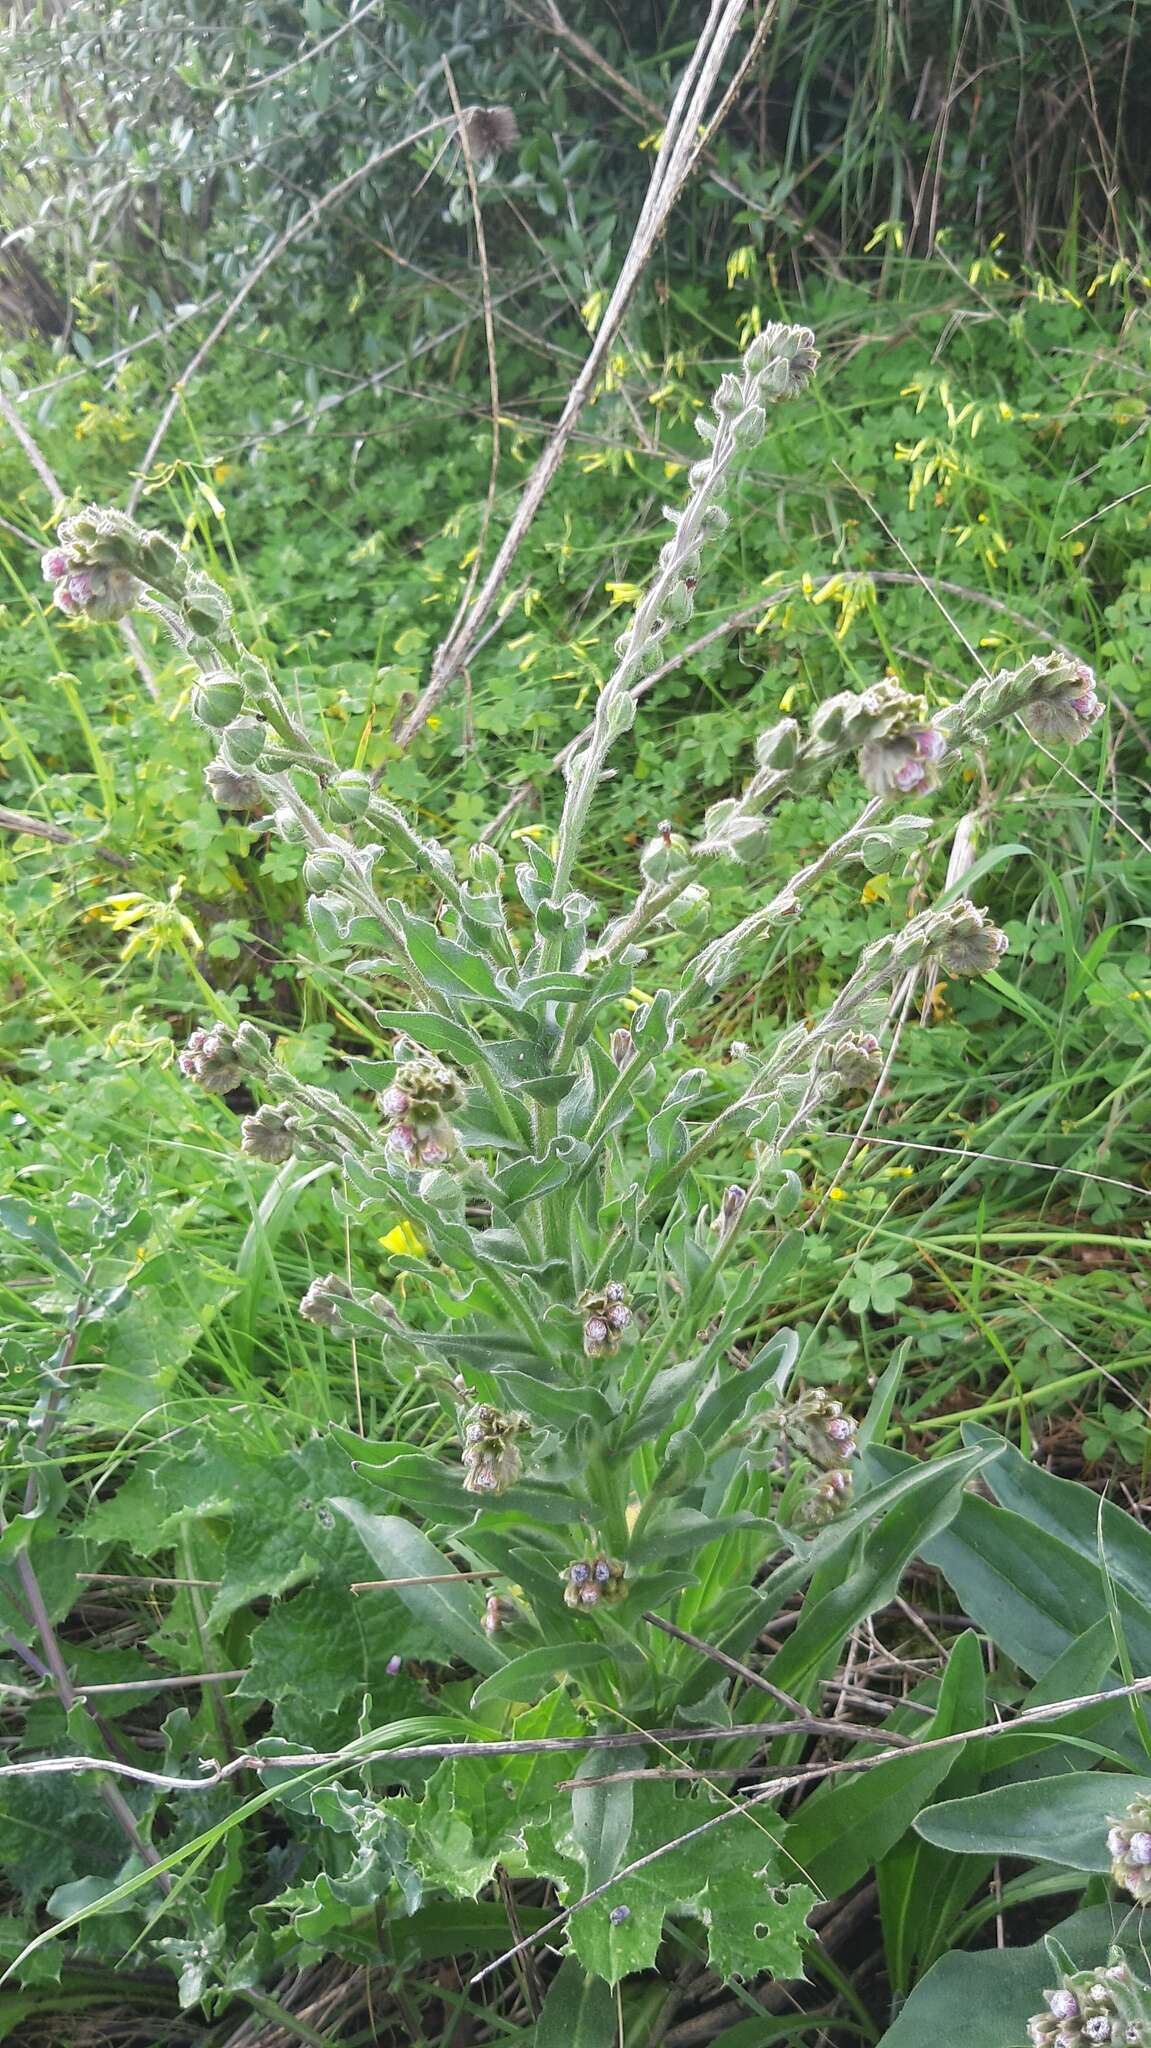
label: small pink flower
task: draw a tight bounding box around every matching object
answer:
[381,1085,409,1118]
[41,547,70,581]
[914,727,948,761]
[892,757,931,793]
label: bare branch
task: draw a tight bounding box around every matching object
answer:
[394,0,757,749]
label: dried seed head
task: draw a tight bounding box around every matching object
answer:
[936,903,1010,978]
[461,105,519,157]
[177,1025,245,1094]
[240,1102,297,1164]
[299,1273,353,1328]
[205,758,261,810]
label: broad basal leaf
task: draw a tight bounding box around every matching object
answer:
[525,1780,815,1986]
[914,1771,1151,1870]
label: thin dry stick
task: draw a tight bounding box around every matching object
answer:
[393,0,754,749]
[126,112,460,516]
[823,1130,1148,1200]
[78,1572,223,1588]
[643,1610,810,1721]
[8,1671,1147,1798]
[75,1671,247,1697]
[513,0,841,270]
[0,804,134,870]
[436,59,501,655]
[350,1571,499,1590]
[222,0,382,98]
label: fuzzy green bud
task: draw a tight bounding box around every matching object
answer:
[273,808,309,846]
[754,718,800,771]
[732,403,766,449]
[222,717,266,770]
[303,848,348,891]
[191,674,245,729]
[640,824,694,885]
[325,769,372,823]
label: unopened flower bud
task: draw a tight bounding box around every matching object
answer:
[325,769,372,823]
[303,848,347,892]
[733,403,766,449]
[713,1184,746,1240]
[1047,1993,1080,2023]
[483,1594,519,1635]
[273,808,309,845]
[183,583,230,634]
[755,718,800,772]
[610,1028,635,1070]
[584,1315,610,1356]
[299,1273,352,1327]
[640,826,694,885]
[222,717,267,770]
[562,1555,626,1609]
[191,674,245,729]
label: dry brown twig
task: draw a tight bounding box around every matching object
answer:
[392,0,759,751]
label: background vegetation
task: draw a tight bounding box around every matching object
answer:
[1,1,1150,2043]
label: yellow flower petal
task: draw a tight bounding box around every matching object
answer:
[380,1221,425,1257]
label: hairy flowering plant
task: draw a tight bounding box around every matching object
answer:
[36,322,1118,2003]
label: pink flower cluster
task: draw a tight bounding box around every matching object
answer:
[42,545,139,623]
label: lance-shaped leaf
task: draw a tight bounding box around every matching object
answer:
[331,1502,505,1672]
